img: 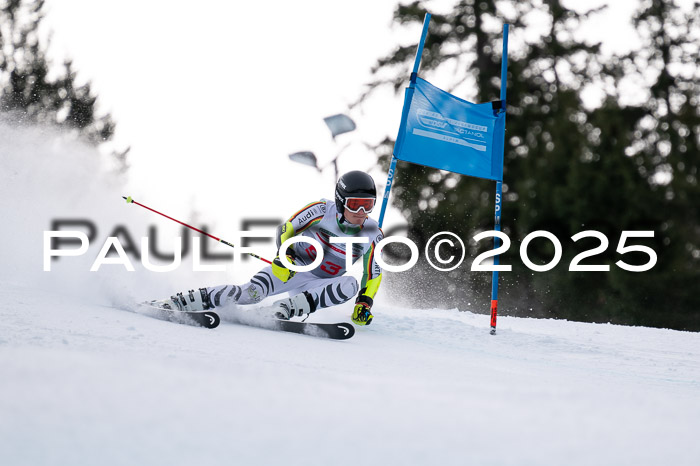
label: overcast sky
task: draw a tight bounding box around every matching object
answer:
[39,0,695,250]
[41,2,401,232]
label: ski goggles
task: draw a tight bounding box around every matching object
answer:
[344,197,376,213]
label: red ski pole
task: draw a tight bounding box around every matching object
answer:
[122,195,272,265]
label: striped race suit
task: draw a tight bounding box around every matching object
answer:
[204,199,383,312]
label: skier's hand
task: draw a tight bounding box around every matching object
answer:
[272,255,296,283]
[352,295,373,326]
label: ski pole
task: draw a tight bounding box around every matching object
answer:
[122,195,272,265]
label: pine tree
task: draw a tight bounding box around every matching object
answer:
[0,0,125,165]
[609,0,700,328]
[358,0,700,330]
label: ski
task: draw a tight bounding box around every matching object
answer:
[217,309,355,340]
[134,302,352,338]
[137,302,220,329]
[274,320,355,340]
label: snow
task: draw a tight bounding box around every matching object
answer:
[2,123,699,465]
[2,286,699,466]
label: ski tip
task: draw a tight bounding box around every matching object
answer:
[203,311,221,329]
[337,323,355,339]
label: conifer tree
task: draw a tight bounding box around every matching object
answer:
[358,0,700,330]
[0,0,125,166]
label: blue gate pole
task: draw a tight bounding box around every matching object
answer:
[378,13,431,228]
[490,23,509,335]
[377,156,398,228]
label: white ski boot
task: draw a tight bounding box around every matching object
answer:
[273,292,316,320]
[154,289,213,312]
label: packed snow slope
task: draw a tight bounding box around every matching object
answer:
[2,283,700,466]
[1,123,699,466]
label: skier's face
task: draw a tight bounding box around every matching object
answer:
[344,207,368,225]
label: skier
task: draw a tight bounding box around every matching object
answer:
[157,171,383,326]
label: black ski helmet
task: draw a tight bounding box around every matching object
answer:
[335,171,377,213]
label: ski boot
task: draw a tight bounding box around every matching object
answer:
[153,288,213,312]
[272,291,316,320]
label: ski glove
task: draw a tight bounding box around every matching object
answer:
[352,294,373,326]
[272,255,296,283]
